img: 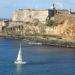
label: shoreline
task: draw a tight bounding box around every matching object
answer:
[0,35,75,48]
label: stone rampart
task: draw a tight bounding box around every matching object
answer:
[12,9,52,23]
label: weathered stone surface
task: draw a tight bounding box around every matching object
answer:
[0,20,7,32]
[12,9,49,23]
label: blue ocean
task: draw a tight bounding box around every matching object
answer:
[0,38,75,75]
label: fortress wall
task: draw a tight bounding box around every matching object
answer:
[56,10,69,14]
[0,21,6,32]
[12,9,49,23]
[0,21,3,32]
[31,10,48,22]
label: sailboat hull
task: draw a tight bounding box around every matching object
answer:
[14,61,26,64]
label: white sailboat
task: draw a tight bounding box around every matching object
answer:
[14,44,26,64]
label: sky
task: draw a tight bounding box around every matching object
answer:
[0,0,75,18]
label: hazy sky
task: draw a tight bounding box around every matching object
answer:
[0,0,75,18]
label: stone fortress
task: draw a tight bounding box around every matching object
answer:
[0,4,75,41]
[12,4,70,23]
[0,4,70,27]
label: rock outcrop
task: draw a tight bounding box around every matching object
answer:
[54,14,75,41]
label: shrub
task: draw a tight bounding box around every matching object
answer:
[47,20,57,27]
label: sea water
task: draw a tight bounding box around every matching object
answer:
[0,38,75,75]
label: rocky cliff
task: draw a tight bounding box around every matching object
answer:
[5,14,75,41]
[54,14,75,41]
[2,9,75,41]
